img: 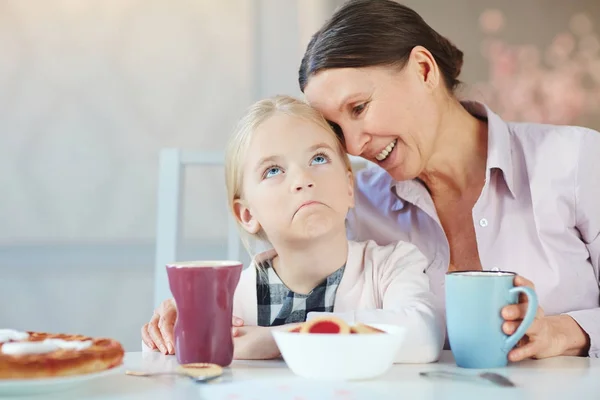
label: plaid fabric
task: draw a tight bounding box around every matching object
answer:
[256,259,345,327]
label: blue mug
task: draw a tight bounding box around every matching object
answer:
[445,271,538,369]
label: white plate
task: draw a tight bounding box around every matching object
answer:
[0,366,123,397]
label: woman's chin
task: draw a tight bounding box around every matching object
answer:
[386,164,416,182]
[371,141,409,180]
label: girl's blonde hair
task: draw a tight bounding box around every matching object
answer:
[224,95,352,256]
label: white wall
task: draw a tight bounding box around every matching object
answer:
[0,0,335,350]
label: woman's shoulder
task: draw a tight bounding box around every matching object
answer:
[352,166,407,210]
[468,101,599,162]
[508,121,599,193]
[354,164,394,187]
[353,166,395,197]
[509,121,599,159]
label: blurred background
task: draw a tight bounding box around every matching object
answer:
[1,0,599,350]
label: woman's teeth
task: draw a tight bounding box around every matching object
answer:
[375,139,397,161]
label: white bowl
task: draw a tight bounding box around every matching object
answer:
[271,324,406,380]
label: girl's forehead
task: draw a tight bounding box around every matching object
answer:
[243,120,341,166]
[252,114,336,144]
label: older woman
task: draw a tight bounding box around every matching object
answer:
[299,0,600,360]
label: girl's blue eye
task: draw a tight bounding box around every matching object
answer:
[311,154,329,165]
[265,166,282,178]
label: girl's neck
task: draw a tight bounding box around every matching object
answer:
[271,228,349,295]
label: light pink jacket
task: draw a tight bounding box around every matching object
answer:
[233,240,444,363]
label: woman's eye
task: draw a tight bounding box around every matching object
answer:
[264,166,282,178]
[352,103,366,117]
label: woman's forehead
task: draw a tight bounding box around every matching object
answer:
[305,68,376,110]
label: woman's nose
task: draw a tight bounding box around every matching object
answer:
[344,129,370,156]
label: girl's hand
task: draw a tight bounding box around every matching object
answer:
[233,324,301,360]
[142,298,177,355]
[231,316,245,337]
[141,299,247,356]
[233,326,280,360]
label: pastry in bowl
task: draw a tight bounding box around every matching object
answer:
[0,329,125,379]
[272,316,406,380]
[288,316,385,334]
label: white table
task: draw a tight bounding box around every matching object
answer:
[13,351,600,400]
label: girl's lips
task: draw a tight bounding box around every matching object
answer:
[293,201,323,217]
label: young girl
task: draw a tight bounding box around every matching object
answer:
[142,95,444,363]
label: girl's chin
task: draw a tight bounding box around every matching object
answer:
[290,213,341,240]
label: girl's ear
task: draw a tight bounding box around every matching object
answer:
[233,199,261,234]
[346,170,355,209]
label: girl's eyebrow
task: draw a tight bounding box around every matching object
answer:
[254,154,280,171]
[307,142,334,152]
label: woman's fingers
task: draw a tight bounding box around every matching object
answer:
[502,320,521,335]
[508,340,539,362]
[514,275,534,289]
[513,275,535,303]
[502,303,530,321]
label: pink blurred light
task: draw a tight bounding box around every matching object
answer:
[479,9,505,34]
[474,10,599,125]
[570,14,594,36]
[589,60,600,83]
[580,35,600,57]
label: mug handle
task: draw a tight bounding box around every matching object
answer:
[503,286,539,351]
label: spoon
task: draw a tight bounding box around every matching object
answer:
[125,370,222,383]
[419,370,516,387]
[125,362,223,383]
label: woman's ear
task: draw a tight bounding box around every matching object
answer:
[409,45,440,91]
[233,199,261,234]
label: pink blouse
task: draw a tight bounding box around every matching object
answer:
[346,101,600,357]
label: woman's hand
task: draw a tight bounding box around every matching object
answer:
[501,275,590,361]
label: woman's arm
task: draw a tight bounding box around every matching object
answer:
[504,130,600,360]
[565,129,600,358]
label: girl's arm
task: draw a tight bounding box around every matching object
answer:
[312,241,444,363]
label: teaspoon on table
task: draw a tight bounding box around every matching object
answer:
[125,370,222,383]
[419,370,516,387]
[125,362,223,383]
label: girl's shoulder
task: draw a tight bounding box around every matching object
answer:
[347,239,429,274]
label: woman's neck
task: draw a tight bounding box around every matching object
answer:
[418,100,488,198]
[270,228,349,295]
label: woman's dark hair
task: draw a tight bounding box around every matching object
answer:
[299,0,464,93]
